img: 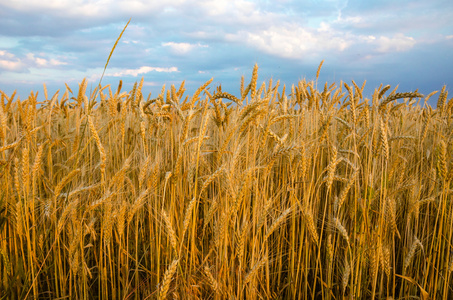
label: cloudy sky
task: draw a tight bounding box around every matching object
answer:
[0,0,452,103]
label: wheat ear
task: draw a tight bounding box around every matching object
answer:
[437,140,447,180]
[333,217,350,247]
[250,63,258,100]
[264,208,292,241]
[303,209,319,245]
[403,236,422,274]
[159,258,179,299]
[88,116,106,181]
[380,243,391,278]
[379,116,389,161]
[181,196,197,240]
[244,257,266,285]
[162,210,178,253]
[204,265,221,294]
[326,145,338,190]
[316,60,324,82]
[342,258,351,294]
[54,169,81,200]
[0,101,6,142]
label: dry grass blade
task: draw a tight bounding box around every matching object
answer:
[395,274,431,300]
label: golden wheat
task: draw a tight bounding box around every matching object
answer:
[158,258,179,299]
[1,64,452,299]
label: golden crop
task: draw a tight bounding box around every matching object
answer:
[0,64,452,299]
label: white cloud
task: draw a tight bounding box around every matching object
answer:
[367,33,416,53]
[340,16,364,25]
[162,42,208,55]
[1,0,185,18]
[123,40,140,44]
[107,66,178,77]
[0,50,16,59]
[0,51,23,71]
[194,0,279,28]
[446,35,453,40]
[25,53,67,67]
[227,23,352,59]
[0,59,22,71]
[143,81,160,86]
[198,0,255,18]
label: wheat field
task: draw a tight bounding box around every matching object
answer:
[0,63,452,299]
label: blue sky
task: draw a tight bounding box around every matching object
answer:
[0,0,452,103]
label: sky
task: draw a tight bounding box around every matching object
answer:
[0,0,452,104]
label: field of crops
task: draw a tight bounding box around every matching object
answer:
[0,64,452,299]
